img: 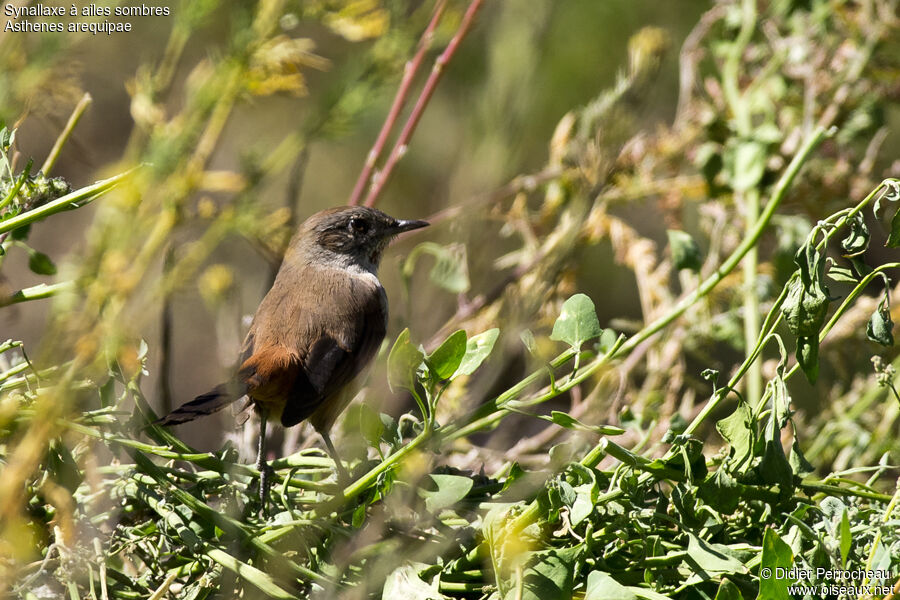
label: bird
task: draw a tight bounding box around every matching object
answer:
[157,206,429,503]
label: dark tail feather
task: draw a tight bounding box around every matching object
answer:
[156,383,245,426]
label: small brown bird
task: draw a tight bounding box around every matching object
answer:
[158,206,428,499]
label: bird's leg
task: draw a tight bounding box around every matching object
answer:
[256,409,271,510]
[320,431,350,486]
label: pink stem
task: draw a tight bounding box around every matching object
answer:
[347,0,448,206]
[363,0,486,208]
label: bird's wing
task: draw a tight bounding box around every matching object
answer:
[281,286,386,429]
[236,271,387,429]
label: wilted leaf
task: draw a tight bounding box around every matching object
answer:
[781,243,830,337]
[667,229,702,272]
[454,328,499,377]
[827,264,858,283]
[550,294,602,350]
[426,330,467,380]
[866,301,894,346]
[388,329,424,392]
[841,213,869,256]
[781,276,829,338]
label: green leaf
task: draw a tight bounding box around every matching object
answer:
[27,249,57,275]
[420,474,474,513]
[826,264,858,283]
[781,276,829,338]
[699,469,741,514]
[425,330,467,380]
[47,441,83,494]
[887,207,900,248]
[788,439,814,476]
[570,471,598,526]
[716,401,754,470]
[866,301,894,346]
[684,534,746,577]
[841,213,869,256]
[729,140,766,192]
[454,328,499,377]
[387,329,424,392]
[713,579,744,600]
[584,571,637,600]
[759,528,793,600]
[357,403,385,449]
[598,328,618,354]
[759,440,794,490]
[503,547,578,600]
[548,411,625,436]
[781,246,831,339]
[550,294,602,350]
[667,229,702,272]
[404,242,470,293]
[839,508,851,568]
[795,335,819,384]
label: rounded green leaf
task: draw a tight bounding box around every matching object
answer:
[28,249,57,275]
[419,474,474,513]
[387,329,425,392]
[454,328,499,377]
[425,329,467,380]
[550,294,602,350]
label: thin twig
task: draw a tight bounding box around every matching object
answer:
[348,0,447,206]
[363,0,486,208]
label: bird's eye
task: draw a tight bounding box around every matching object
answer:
[349,217,369,233]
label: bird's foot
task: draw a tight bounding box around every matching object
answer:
[257,461,273,516]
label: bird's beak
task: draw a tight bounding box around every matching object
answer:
[391,219,430,234]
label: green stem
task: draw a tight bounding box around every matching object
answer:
[0,168,136,235]
[341,427,432,502]
[0,281,73,307]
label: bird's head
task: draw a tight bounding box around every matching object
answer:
[293,206,429,270]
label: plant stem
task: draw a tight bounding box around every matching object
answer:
[41,93,92,175]
[348,0,447,206]
[0,281,73,307]
[0,168,136,235]
[363,0,486,207]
